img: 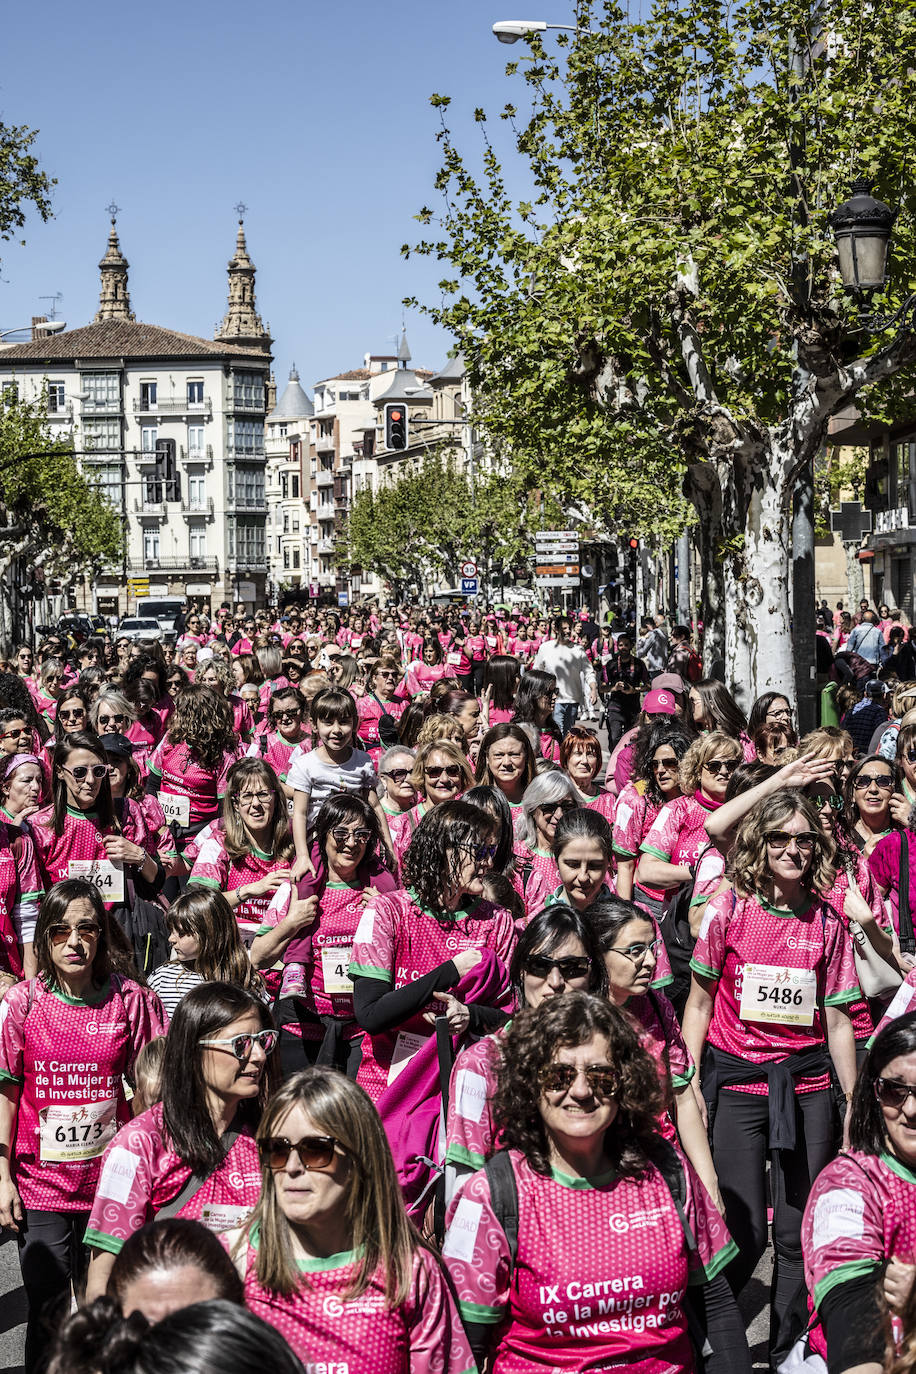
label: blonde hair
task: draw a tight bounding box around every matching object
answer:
[132,1037,166,1116]
[891,682,916,719]
[730,788,835,898]
[797,725,853,762]
[679,731,742,794]
[415,715,466,750]
[408,738,474,793]
[222,758,292,862]
[242,1068,423,1302]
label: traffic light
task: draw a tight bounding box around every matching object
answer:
[627,536,639,551]
[385,404,408,451]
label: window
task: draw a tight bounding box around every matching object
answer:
[143,473,162,506]
[82,372,119,410]
[143,530,160,564]
[82,418,120,452]
[232,371,265,410]
[47,383,66,413]
[279,424,287,437]
[140,382,157,409]
[189,524,207,559]
[293,548,300,568]
[93,463,122,508]
[292,517,299,532]
[187,425,204,454]
[228,518,266,562]
[227,418,264,455]
[141,426,158,453]
[283,547,290,570]
[1,383,19,408]
[291,475,300,498]
[230,466,265,509]
[281,474,288,500]
[283,512,290,533]
[187,380,204,405]
[188,474,206,509]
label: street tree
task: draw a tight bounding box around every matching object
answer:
[405,0,916,703]
[0,395,123,643]
[0,120,54,268]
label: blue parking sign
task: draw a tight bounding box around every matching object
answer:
[461,578,478,595]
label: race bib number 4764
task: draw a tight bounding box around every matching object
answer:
[68,859,124,903]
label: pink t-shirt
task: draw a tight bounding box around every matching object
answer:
[802,1150,916,1360]
[188,828,290,941]
[583,790,616,826]
[236,1231,475,1374]
[349,890,515,1101]
[85,1101,261,1253]
[404,662,450,697]
[389,802,432,872]
[356,695,408,748]
[0,975,166,1211]
[445,1030,504,1174]
[259,879,370,1024]
[245,731,307,781]
[513,846,561,920]
[442,1148,736,1374]
[626,992,694,1143]
[0,815,42,957]
[690,890,859,1094]
[640,794,718,873]
[30,807,126,912]
[147,738,239,826]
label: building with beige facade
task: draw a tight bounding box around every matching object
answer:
[0,214,272,615]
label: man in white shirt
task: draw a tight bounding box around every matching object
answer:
[532,618,597,736]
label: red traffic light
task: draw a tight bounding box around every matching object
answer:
[390,409,403,422]
[627,537,639,550]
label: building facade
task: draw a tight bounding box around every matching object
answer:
[266,366,313,596]
[0,215,273,615]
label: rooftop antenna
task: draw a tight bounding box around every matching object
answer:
[38,292,63,320]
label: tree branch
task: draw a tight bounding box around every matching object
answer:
[669,290,719,406]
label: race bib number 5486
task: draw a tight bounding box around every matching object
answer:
[739,964,817,1027]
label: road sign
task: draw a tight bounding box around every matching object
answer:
[460,560,478,578]
[535,529,578,542]
[461,577,479,595]
[537,576,581,587]
[536,563,580,577]
[127,577,149,597]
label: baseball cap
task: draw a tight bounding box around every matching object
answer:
[99,732,134,759]
[643,689,678,716]
[652,673,685,695]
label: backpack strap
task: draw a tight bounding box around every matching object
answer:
[483,1149,520,1268]
[645,1136,697,1254]
[899,833,914,954]
[155,1127,242,1221]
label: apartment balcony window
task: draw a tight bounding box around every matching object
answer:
[140,382,158,411]
[187,381,204,405]
[231,371,266,412]
[82,418,121,452]
[81,372,121,413]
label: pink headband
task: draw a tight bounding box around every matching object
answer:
[3,753,40,780]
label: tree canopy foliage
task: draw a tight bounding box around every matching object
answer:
[0,120,54,267]
[405,0,916,697]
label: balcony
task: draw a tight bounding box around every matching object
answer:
[80,397,122,416]
[317,537,336,554]
[315,433,336,455]
[181,497,214,519]
[226,447,266,461]
[128,556,219,574]
[179,444,214,467]
[133,398,212,417]
[227,555,269,572]
[133,499,168,518]
[229,397,266,414]
[316,467,334,488]
[47,401,74,420]
[227,495,266,511]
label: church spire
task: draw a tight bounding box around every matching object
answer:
[94,203,134,323]
[214,204,270,350]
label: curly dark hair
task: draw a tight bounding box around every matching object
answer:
[631,719,694,805]
[493,991,663,1177]
[402,799,494,915]
[166,685,236,771]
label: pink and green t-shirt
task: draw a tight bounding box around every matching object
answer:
[442,1148,736,1374]
[147,738,239,827]
[188,828,290,943]
[690,890,859,1094]
[85,1101,261,1253]
[30,806,126,912]
[234,1230,475,1374]
[0,974,166,1211]
[349,890,515,1101]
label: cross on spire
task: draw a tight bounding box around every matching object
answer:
[105,200,121,223]
[234,201,248,222]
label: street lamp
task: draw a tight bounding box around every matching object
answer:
[828,177,896,293]
[492,19,588,42]
[0,319,67,341]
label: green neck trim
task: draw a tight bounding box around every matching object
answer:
[44,974,111,1007]
[549,1163,616,1189]
[755,892,816,919]
[881,1151,916,1185]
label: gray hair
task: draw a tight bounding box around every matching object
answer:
[256,646,283,679]
[89,689,135,731]
[517,770,579,849]
[378,746,416,795]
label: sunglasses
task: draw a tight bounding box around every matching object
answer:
[652,757,679,771]
[854,774,895,790]
[259,1134,339,1171]
[810,793,844,811]
[764,829,817,852]
[539,1063,618,1098]
[457,842,499,863]
[58,709,85,722]
[382,768,411,784]
[704,759,738,777]
[426,765,462,780]
[875,1078,916,1110]
[540,800,576,816]
[97,713,126,726]
[0,727,30,740]
[61,764,108,782]
[198,1029,278,1060]
[608,938,662,963]
[525,954,591,981]
[48,921,101,944]
[330,827,372,846]
[272,709,302,722]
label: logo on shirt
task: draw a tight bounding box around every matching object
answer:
[322,1295,385,1318]
[608,1205,669,1235]
[786,936,823,953]
[85,1020,123,1036]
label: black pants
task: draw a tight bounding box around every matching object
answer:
[711,1087,835,1370]
[276,1001,363,1081]
[471,663,486,695]
[18,1207,90,1374]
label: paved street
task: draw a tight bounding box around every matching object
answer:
[0,1233,26,1373]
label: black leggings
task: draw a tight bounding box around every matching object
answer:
[18,1207,90,1374]
[711,1087,835,1369]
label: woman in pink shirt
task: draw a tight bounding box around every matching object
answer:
[0,879,166,1372]
[481,655,520,727]
[404,638,451,698]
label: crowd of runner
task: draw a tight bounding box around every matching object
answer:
[0,596,915,1373]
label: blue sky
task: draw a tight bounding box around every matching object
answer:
[0,0,561,392]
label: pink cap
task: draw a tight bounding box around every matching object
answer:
[643,689,677,715]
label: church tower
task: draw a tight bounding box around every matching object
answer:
[93,209,135,323]
[214,208,271,351]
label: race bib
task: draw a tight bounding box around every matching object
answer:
[158,791,191,827]
[387,1030,428,1086]
[39,1098,118,1162]
[447,652,462,666]
[321,945,354,996]
[68,858,124,903]
[198,1203,251,1233]
[739,964,817,1027]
